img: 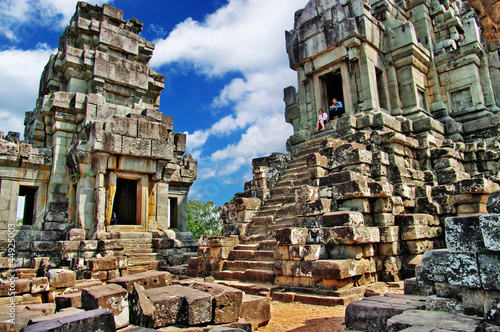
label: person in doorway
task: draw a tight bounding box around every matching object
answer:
[111,211,117,225]
[329,97,344,119]
[316,109,328,132]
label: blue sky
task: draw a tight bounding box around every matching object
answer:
[0,0,309,207]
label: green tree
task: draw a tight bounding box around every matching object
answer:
[187,200,221,238]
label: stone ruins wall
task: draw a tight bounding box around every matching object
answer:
[189,0,500,299]
[0,2,197,239]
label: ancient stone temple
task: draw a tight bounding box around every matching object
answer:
[188,0,500,306]
[0,2,197,236]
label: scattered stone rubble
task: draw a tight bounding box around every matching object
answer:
[188,0,500,309]
[342,189,500,331]
[0,269,270,331]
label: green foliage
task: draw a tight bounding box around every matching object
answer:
[187,200,221,238]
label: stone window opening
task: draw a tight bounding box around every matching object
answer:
[113,178,139,225]
[321,71,344,119]
[18,186,37,225]
[376,68,389,111]
[418,89,428,112]
[169,197,178,229]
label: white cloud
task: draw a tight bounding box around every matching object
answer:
[151,0,308,75]
[0,46,55,135]
[0,0,111,41]
[151,0,309,187]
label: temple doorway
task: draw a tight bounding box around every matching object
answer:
[321,71,344,118]
[114,178,138,225]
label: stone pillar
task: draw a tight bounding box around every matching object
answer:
[156,182,169,230]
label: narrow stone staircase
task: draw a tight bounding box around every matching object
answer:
[217,139,326,284]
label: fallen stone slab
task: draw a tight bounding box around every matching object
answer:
[46,270,76,289]
[25,303,56,316]
[386,309,483,331]
[189,282,243,324]
[239,294,270,330]
[129,283,156,328]
[20,308,115,332]
[81,283,128,329]
[345,296,426,332]
[55,292,82,310]
[0,305,44,331]
[29,307,84,324]
[108,270,172,292]
[143,285,212,327]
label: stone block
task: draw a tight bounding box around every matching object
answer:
[456,178,499,194]
[379,226,399,243]
[289,245,323,261]
[198,236,239,248]
[108,271,172,292]
[31,277,50,293]
[129,282,156,328]
[486,189,500,213]
[323,226,380,245]
[144,285,212,327]
[386,309,482,331]
[400,226,442,240]
[478,254,500,291]
[419,249,451,284]
[20,308,115,332]
[190,282,243,324]
[239,294,271,330]
[47,269,76,289]
[328,244,363,259]
[274,228,308,246]
[345,297,423,332]
[81,284,129,329]
[479,214,500,251]
[311,259,361,279]
[322,211,365,227]
[445,215,486,253]
[88,257,117,271]
[446,252,481,289]
[55,292,82,310]
[234,197,261,211]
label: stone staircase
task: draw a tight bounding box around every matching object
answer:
[216,139,326,284]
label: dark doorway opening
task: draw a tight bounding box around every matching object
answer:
[169,197,178,229]
[322,72,344,119]
[114,178,138,225]
[19,186,37,225]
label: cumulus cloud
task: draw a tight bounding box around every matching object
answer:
[154,0,309,190]
[0,46,55,134]
[0,0,111,41]
[151,0,308,75]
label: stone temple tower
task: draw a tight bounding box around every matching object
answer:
[284,0,500,149]
[0,2,197,239]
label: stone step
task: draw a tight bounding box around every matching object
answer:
[264,196,296,206]
[250,216,274,226]
[227,250,274,262]
[255,209,278,218]
[311,128,336,140]
[123,248,155,254]
[259,204,282,211]
[223,260,274,272]
[281,166,309,177]
[234,244,259,251]
[108,232,153,240]
[216,280,280,297]
[128,260,166,271]
[258,240,277,250]
[280,173,309,182]
[273,217,300,228]
[271,291,359,306]
[269,186,293,197]
[293,144,324,158]
[241,269,275,284]
[387,309,483,331]
[126,253,163,261]
[273,178,310,188]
